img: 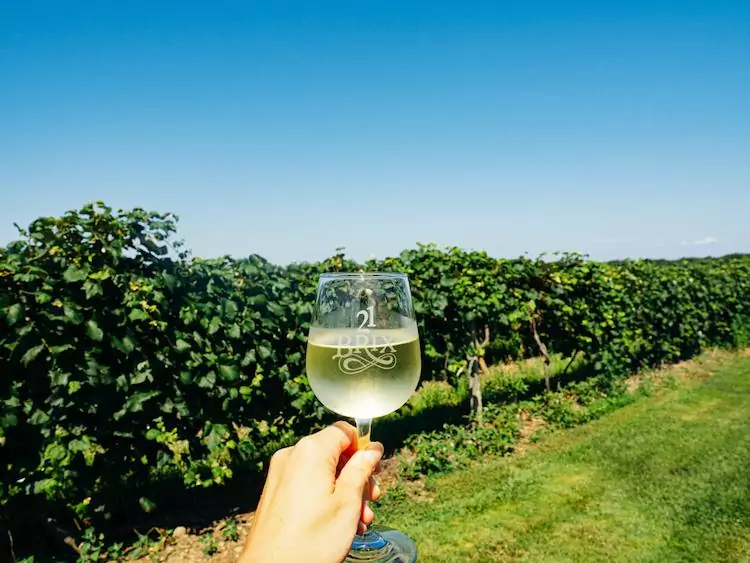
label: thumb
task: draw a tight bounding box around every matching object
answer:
[335,444,384,502]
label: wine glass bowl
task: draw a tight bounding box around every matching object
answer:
[307,273,420,420]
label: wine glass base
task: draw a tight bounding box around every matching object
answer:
[345,526,417,562]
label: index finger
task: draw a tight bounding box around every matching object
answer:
[294,422,357,460]
[306,421,358,458]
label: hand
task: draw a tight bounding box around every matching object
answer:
[240,422,384,563]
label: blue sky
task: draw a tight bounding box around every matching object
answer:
[2,1,748,264]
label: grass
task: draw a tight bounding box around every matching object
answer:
[375,352,750,562]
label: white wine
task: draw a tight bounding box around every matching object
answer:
[306,327,421,418]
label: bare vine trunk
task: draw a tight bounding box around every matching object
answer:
[530,315,552,393]
[468,325,490,424]
[467,356,483,424]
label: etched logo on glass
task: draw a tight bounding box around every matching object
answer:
[332,304,397,375]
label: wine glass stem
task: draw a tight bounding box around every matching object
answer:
[355,417,372,449]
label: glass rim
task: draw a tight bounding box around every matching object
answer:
[319,271,408,280]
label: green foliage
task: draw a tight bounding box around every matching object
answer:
[122,529,164,561]
[529,374,636,429]
[200,533,219,556]
[400,416,519,479]
[534,393,581,428]
[732,315,750,349]
[77,528,107,563]
[221,517,240,542]
[1,202,749,554]
[408,381,464,412]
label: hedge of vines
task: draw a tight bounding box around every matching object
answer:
[1,203,749,542]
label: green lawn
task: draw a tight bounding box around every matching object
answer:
[376,353,750,562]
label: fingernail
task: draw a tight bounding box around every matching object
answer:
[364,449,383,465]
[368,441,384,454]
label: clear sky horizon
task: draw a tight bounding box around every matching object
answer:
[2,1,749,264]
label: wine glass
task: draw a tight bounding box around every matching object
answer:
[306,272,421,562]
